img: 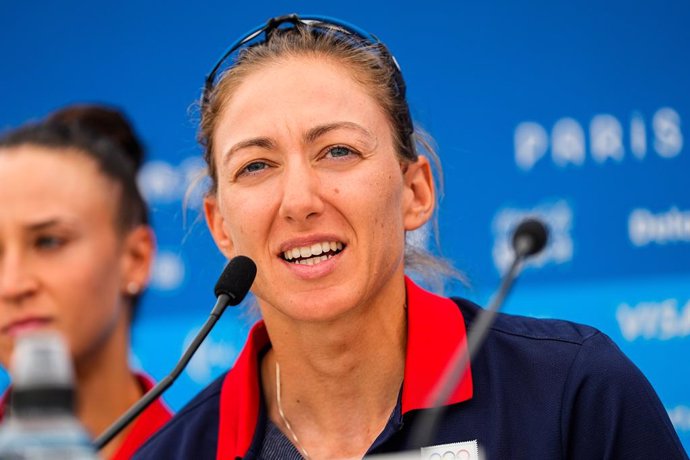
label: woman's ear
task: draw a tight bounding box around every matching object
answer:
[204,194,235,258]
[120,225,155,295]
[402,155,435,231]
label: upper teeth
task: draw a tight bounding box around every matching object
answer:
[283,241,343,260]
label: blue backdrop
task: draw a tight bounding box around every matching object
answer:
[1,0,688,451]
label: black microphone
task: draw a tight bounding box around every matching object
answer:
[407,218,549,449]
[93,255,257,450]
[512,217,549,258]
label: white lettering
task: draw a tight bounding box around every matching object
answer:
[552,118,586,167]
[515,122,548,171]
[492,201,573,273]
[616,299,690,341]
[629,209,653,246]
[591,114,624,163]
[151,251,186,291]
[654,107,683,158]
[185,331,237,384]
[630,112,647,159]
[138,157,207,207]
[513,108,683,170]
[138,161,180,203]
[668,406,690,431]
[629,207,690,247]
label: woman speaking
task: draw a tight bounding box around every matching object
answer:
[134,15,687,460]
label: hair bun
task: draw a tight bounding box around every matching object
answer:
[47,104,145,170]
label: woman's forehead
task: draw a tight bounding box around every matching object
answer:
[0,147,117,225]
[228,54,367,103]
[213,56,391,148]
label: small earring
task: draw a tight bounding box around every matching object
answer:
[126,282,140,296]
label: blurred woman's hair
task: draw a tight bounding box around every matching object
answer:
[0,104,151,309]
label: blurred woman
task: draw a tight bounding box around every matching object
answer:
[134,15,687,460]
[0,105,172,459]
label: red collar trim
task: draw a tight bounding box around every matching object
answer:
[110,373,174,460]
[217,277,473,459]
[217,321,270,460]
[0,389,7,422]
[401,276,473,413]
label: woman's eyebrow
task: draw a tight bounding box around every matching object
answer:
[304,121,375,145]
[25,218,79,232]
[26,218,61,231]
[222,122,376,166]
[223,137,275,166]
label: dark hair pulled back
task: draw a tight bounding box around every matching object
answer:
[0,104,149,231]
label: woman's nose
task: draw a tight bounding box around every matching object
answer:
[0,250,38,303]
[277,161,325,223]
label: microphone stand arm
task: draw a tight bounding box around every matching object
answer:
[93,293,231,450]
[408,252,526,448]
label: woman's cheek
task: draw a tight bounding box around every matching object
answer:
[0,338,13,369]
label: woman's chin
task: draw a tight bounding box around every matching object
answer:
[260,293,362,325]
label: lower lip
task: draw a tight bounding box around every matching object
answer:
[281,250,343,279]
[3,318,53,338]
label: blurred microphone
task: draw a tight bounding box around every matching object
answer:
[94,255,257,450]
[407,218,549,449]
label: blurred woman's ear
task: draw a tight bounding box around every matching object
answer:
[402,155,435,231]
[120,225,155,296]
[203,194,235,259]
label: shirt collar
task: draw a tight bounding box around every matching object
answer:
[111,373,174,460]
[217,276,473,459]
[218,321,269,459]
[402,276,473,413]
[0,389,7,421]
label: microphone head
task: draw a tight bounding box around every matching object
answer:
[512,218,549,258]
[214,255,257,305]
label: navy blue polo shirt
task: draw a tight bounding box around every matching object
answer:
[133,278,688,459]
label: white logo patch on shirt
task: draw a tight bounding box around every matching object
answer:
[421,440,480,460]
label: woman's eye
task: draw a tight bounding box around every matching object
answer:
[238,161,269,176]
[35,235,64,251]
[325,146,356,159]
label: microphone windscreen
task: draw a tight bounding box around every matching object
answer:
[214,255,257,305]
[512,218,549,257]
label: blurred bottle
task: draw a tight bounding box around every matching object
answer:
[0,331,98,459]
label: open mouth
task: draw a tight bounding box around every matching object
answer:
[282,241,345,266]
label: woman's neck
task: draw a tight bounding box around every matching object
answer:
[74,313,142,459]
[260,280,408,459]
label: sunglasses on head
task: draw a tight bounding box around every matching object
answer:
[201,14,414,147]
